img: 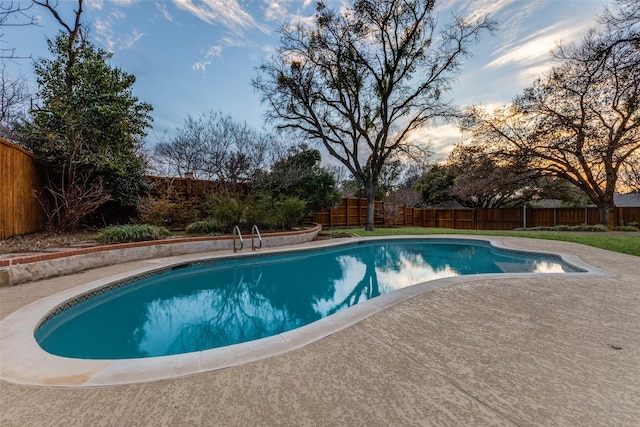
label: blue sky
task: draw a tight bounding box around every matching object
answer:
[3,0,612,160]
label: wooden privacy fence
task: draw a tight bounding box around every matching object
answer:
[313,198,640,230]
[0,138,45,239]
[0,168,249,239]
[147,175,248,199]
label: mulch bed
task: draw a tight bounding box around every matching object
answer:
[0,231,99,255]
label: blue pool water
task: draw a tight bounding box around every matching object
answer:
[35,239,580,359]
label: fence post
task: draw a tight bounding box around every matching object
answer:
[329,205,333,228]
[584,207,588,225]
[185,172,193,196]
[345,198,349,227]
[523,205,527,229]
[618,207,623,226]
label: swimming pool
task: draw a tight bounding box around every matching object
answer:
[35,238,584,360]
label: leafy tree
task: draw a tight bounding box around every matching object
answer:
[465,1,639,225]
[256,144,342,214]
[253,0,494,230]
[348,157,404,200]
[16,0,152,230]
[413,164,455,207]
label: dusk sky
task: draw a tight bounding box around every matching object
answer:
[3,0,613,161]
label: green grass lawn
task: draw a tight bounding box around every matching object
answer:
[331,227,640,257]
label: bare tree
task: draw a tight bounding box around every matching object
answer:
[465,2,639,225]
[600,0,639,44]
[620,152,640,192]
[0,1,37,59]
[0,2,37,135]
[0,63,29,134]
[253,0,494,230]
[154,111,273,185]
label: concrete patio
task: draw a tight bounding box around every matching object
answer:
[1,235,639,426]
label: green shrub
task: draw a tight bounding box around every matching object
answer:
[185,220,222,235]
[203,191,307,232]
[205,192,245,233]
[95,224,170,244]
[243,193,307,231]
[275,197,307,230]
[244,192,277,230]
[613,225,639,232]
[137,196,199,230]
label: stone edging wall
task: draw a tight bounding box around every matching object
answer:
[0,224,321,287]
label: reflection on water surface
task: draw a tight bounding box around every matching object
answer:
[36,240,575,359]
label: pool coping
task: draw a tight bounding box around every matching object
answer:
[0,224,321,287]
[0,235,609,388]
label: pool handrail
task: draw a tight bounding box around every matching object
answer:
[251,225,263,251]
[233,225,243,252]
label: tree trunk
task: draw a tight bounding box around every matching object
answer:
[599,191,617,227]
[365,182,376,231]
[599,205,617,227]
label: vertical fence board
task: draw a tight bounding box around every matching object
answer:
[313,198,640,230]
[620,207,640,225]
[1,139,45,238]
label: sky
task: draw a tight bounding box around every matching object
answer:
[2,0,614,161]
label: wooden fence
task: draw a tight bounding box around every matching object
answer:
[0,138,45,239]
[313,198,640,230]
[147,175,248,199]
[0,168,249,239]
[2,151,639,238]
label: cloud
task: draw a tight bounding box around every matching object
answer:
[482,14,596,87]
[262,0,315,21]
[191,36,249,75]
[192,35,248,75]
[192,60,212,75]
[121,30,146,49]
[89,0,139,10]
[172,0,270,33]
[88,0,104,10]
[94,17,116,51]
[485,20,590,69]
[458,0,516,21]
[434,0,516,20]
[220,36,246,48]
[263,0,344,29]
[409,124,462,161]
[156,2,176,23]
[94,13,145,52]
[206,45,222,58]
[264,1,288,21]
